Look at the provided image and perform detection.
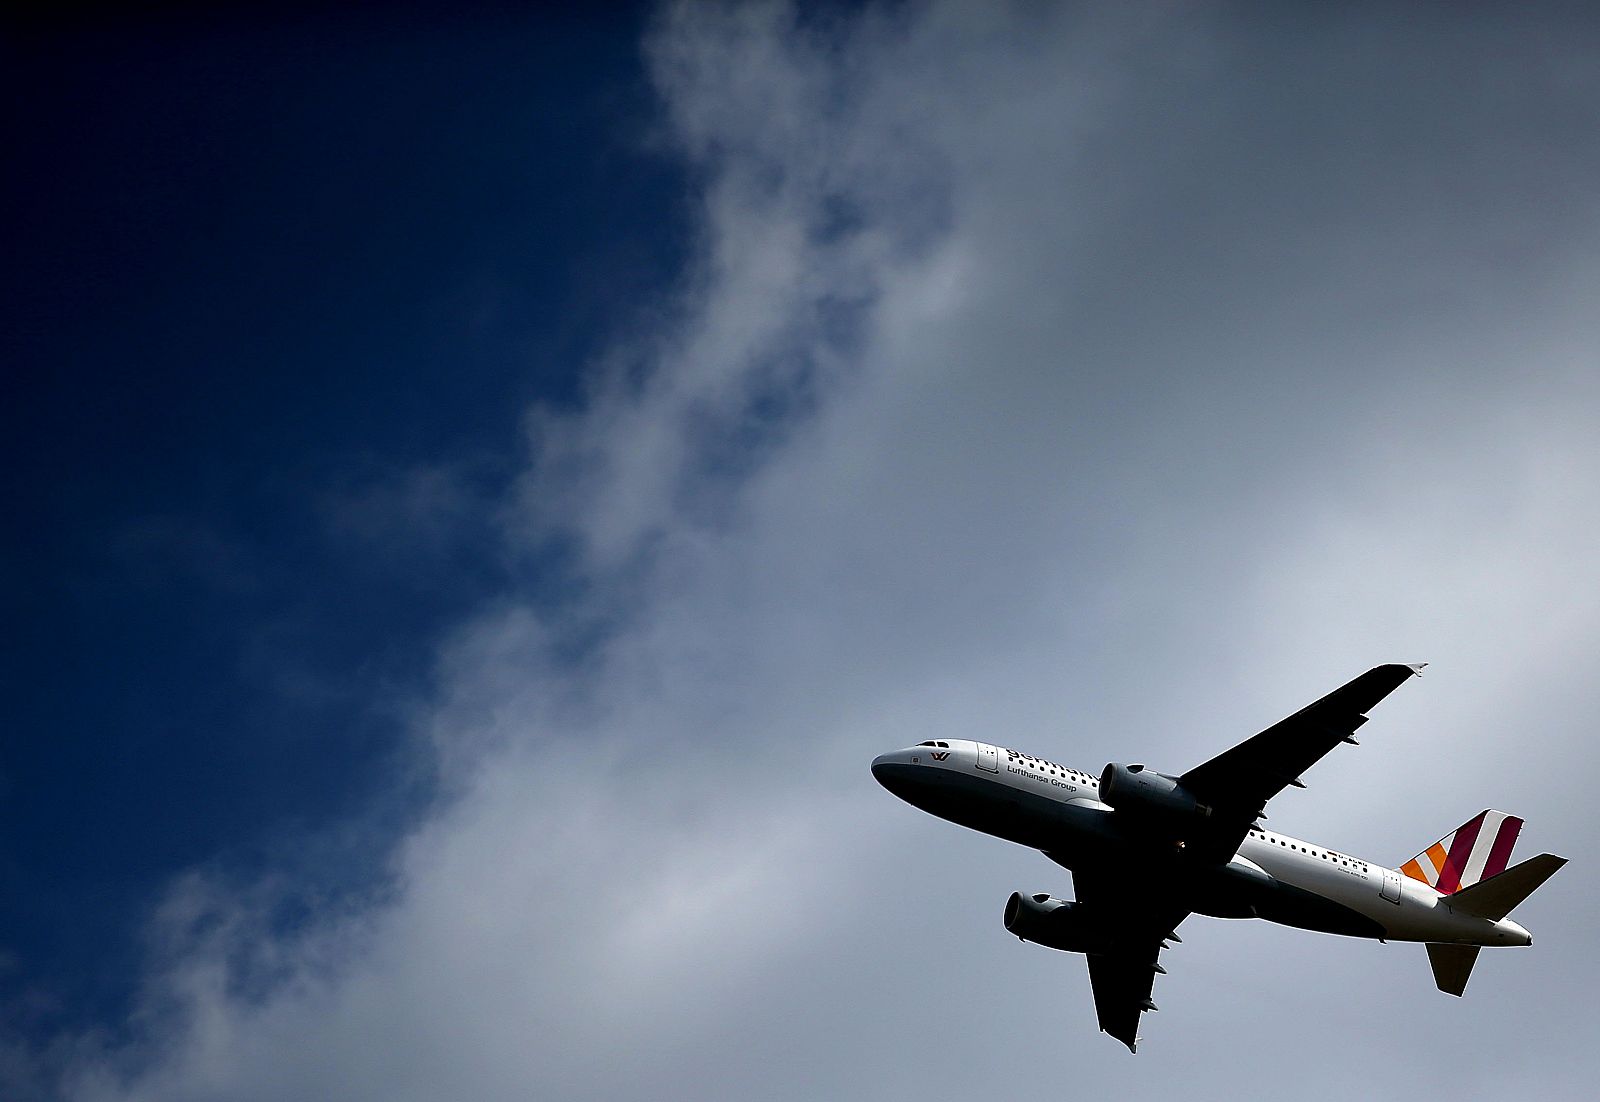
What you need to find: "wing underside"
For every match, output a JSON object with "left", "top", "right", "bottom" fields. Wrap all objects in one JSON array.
[
  {"left": 1086, "top": 950, "right": 1165, "bottom": 1052},
  {"left": 1073, "top": 868, "right": 1188, "bottom": 1053}
]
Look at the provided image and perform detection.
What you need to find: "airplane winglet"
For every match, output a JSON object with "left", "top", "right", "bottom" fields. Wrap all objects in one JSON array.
[{"left": 1406, "top": 662, "right": 1428, "bottom": 676}]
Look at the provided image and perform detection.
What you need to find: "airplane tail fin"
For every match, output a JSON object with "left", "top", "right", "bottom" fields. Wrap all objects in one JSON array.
[
  {"left": 1400, "top": 810, "right": 1522, "bottom": 895},
  {"left": 1423, "top": 852, "right": 1566, "bottom": 996}
]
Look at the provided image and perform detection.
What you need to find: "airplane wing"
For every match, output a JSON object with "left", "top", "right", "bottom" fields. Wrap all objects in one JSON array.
[
  {"left": 1180, "top": 663, "right": 1425, "bottom": 830},
  {"left": 1086, "top": 952, "right": 1165, "bottom": 1054},
  {"left": 1073, "top": 867, "right": 1189, "bottom": 1053}
]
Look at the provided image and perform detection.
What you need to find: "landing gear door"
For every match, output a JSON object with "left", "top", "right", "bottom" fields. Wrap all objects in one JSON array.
[
  {"left": 1380, "top": 867, "right": 1402, "bottom": 904},
  {"left": 975, "top": 743, "right": 999, "bottom": 773}
]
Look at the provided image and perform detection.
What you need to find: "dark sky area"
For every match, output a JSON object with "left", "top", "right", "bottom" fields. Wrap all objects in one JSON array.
[{"left": 2, "top": 2, "right": 677, "bottom": 1038}]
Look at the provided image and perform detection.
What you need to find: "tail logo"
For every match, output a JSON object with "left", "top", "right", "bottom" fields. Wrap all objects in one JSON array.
[{"left": 1401, "top": 810, "right": 1522, "bottom": 895}]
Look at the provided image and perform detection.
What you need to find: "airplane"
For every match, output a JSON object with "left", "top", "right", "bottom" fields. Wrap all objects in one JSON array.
[{"left": 870, "top": 663, "right": 1565, "bottom": 1052}]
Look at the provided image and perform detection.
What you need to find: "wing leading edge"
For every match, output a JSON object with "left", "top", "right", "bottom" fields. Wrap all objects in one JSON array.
[{"left": 1180, "top": 662, "right": 1425, "bottom": 828}]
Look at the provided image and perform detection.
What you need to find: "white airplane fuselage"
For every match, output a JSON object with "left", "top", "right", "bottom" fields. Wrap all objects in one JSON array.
[{"left": 871, "top": 738, "right": 1531, "bottom": 948}]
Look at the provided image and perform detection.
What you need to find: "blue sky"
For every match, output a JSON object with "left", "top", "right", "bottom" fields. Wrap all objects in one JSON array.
[
  {"left": 3, "top": 1, "right": 675, "bottom": 1041},
  {"left": 6, "top": 4, "right": 1600, "bottom": 1100}
]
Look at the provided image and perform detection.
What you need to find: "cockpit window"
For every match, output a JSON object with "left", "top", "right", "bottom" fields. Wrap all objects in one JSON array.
[{"left": 918, "top": 741, "right": 937, "bottom": 747}]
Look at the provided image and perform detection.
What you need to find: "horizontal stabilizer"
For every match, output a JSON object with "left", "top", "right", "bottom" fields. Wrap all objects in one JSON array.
[
  {"left": 1427, "top": 943, "right": 1480, "bottom": 996},
  {"left": 1447, "top": 853, "right": 1566, "bottom": 921}
]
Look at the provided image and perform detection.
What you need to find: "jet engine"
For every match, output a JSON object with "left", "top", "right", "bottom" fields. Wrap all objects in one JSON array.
[
  {"left": 1098, "top": 762, "right": 1212, "bottom": 825},
  {"left": 1003, "top": 892, "right": 1113, "bottom": 955}
]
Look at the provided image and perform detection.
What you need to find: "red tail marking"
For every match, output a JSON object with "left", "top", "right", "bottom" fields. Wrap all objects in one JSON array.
[
  {"left": 1435, "top": 811, "right": 1486, "bottom": 894},
  {"left": 1482, "top": 814, "right": 1523, "bottom": 881}
]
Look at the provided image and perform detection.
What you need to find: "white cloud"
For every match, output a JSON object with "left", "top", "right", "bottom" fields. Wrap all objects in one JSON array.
[{"left": 53, "top": 3, "right": 1600, "bottom": 1099}]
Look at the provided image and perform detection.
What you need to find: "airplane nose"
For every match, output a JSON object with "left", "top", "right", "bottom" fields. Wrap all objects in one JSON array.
[
  {"left": 871, "top": 752, "right": 912, "bottom": 804},
  {"left": 872, "top": 751, "right": 918, "bottom": 793},
  {"left": 870, "top": 753, "right": 893, "bottom": 784}
]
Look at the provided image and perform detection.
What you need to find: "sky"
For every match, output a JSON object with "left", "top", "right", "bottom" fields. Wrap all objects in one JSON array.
[{"left": 4, "top": 2, "right": 1599, "bottom": 1099}]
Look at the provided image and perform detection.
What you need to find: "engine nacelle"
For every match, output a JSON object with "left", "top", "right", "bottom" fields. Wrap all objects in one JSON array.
[
  {"left": 1003, "top": 892, "right": 1113, "bottom": 955},
  {"left": 1098, "top": 762, "right": 1212, "bottom": 824}
]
